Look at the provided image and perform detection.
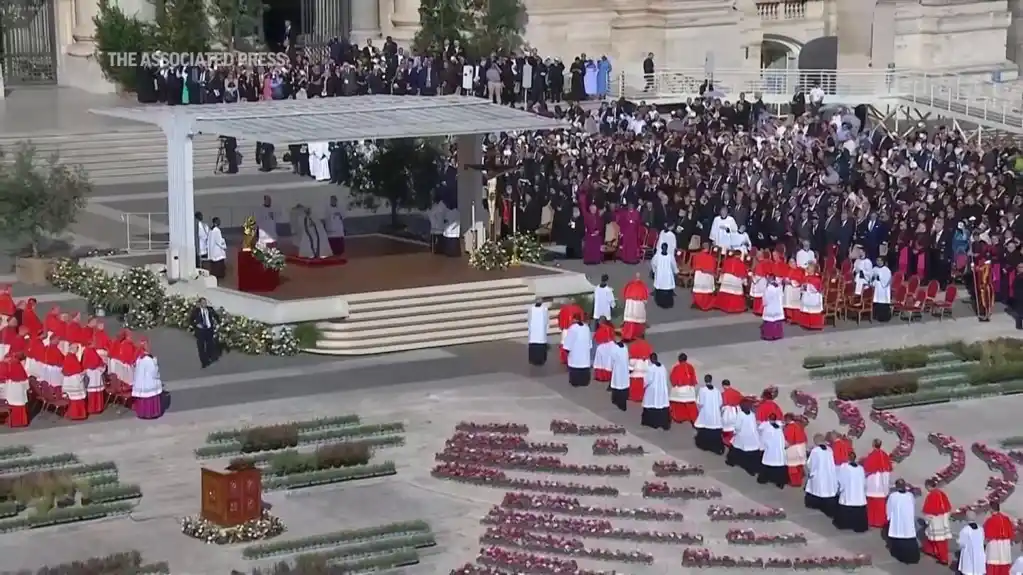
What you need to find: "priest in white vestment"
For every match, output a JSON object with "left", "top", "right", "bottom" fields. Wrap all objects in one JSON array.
[
  {"left": 834, "top": 452, "right": 868, "bottom": 532},
  {"left": 694, "top": 376, "right": 725, "bottom": 454},
  {"left": 657, "top": 223, "right": 677, "bottom": 256},
  {"left": 710, "top": 207, "right": 737, "bottom": 251},
  {"left": 872, "top": 259, "right": 893, "bottom": 322},
  {"left": 650, "top": 243, "right": 678, "bottom": 308},
  {"left": 795, "top": 240, "right": 816, "bottom": 269},
  {"left": 761, "top": 279, "right": 785, "bottom": 341},
  {"left": 257, "top": 196, "right": 277, "bottom": 239},
  {"left": 757, "top": 415, "right": 787, "bottom": 488},
  {"left": 564, "top": 318, "right": 592, "bottom": 387},
  {"left": 323, "top": 195, "right": 346, "bottom": 255},
  {"left": 526, "top": 299, "right": 549, "bottom": 366},
  {"left": 958, "top": 515, "right": 986, "bottom": 575},
  {"left": 608, "top": 340, "right": 630, "bottom": 411},
  {"left": 592, "top": 274, "right": 616, "bottom": 322},
  {"left": 805, "top": 435, "right": 839, "bottom": 518},
  {"left": 307, "top": 142, "right": 331, "bottom": 181},
  {"left": 853, "top": 248, "right": 874, "bottom": 296},
  {"left": 727, "top": 402, "right": 762, "bottom": 476},
  {"left": 886, "top": 480, "right": 921, "bottom": 564},
  {"left": 296, "top": 207, "right": 334, "bottom": 260},
  {"left": 641, "top": 353, "right": 671, "bottom": 430},
  {"left": 131, "top": 350, "right": 164, "bottom": 420}
]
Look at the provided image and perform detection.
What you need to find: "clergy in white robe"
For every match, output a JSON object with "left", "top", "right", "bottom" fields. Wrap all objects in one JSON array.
[
  {"left": 323, "top": 196, "right": 346, "bottom": 255},
  {"left": 657, "top": 226, "right": 677, "bottom": 256},
  {"left": 694, "top": 377, "right": 725, "bottom": 454},
  {"left": 1010, "top": 555, "right": 1023, "bottom": 574},
  {"left": 886, "top": 481, "right": 921, "bottom": 564},
  {"left": 429, "top": 202, "right": 446, "bottom": 254},
  {"left": 442, "top": 209, "right": 461, "bottom": 257},
  {"left": 650, "top": 244, "right": 678, "bottom": 308},
  {"left": 526, "top": 299, "right": 549, "bottom": 366},
  {"left": 297, "top": 208, "right": 334, "bottom": 260},
  {"left": 564, "top": 319, "right": 592, "bottom": 387},
  {"left": 710, "top": 209, "right": 737, "bottom": 251},
  {"left": 131, "top": 353, "right": 165, "bottom": 420},
  {"left": 727, "top": 403, "right": 762, "bottom": 476},
  {"left": 307, "top": 142, "right": 331, "bottom": 181},
  {"left": 834, "top": 455, "right": 869, "bottom": 532},
  {"left": 608, "top": 341, "right": 630, "bottom": 411},
  {"left": 641, "top": 354, "right": 671, "bottom": 430},
  {"left": 853, "top": 252, "right": 874, "bottom": 296},
  {"left": 256, "top": 197, "right": 277, "bottom": 239},
  {"left": 795, "top": 240, "right": 816, "bottom": 269},
  {"left": 872, "top": 262, "right": 893, "bottom": 322},
  {"left": 757, "top": 416, "right": 787, "bottom": 488},
  {"left": 195, "top": 214, "right": 210, "bottom": 266},
  {"left": 958, "top": 519, "right": 986, "bottom": 575},
  {"left": 761, "top": 280, "right": 785, "bottom": 341},
  {"left": 206, "top": 220, "right": 228, "bottom": 279},
  {"left": 729, "top": 228, "right": 752, "bottom": 255},
  {"left": 805, "top": 436, "right": 839, "bottom": 518},
  {"left": 592, "top": 276, "right": 616, "bottom": 321}
]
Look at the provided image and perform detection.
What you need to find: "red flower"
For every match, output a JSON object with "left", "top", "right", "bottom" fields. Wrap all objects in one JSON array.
[
  {"left": 436, "top": 448, "right": 630, "bottom": 476},
  {"left": 652, "top": 460, "right": 705, "bottom": 477},
  {"left": 481, "top": 508, "right": 703, "bottom": 543},
  {"left": 447, "top": 432, "right": 569, "bottom": 454},
  {"left": 828, "top": 399, "right": 865, "bottom": 438},
  {"left": 707, "top": 505, "right": 786, "bottom": 521},
  {"left": 480, "top": 526, "right": 655, "bottom": 563},
  {"left": 642, "top": 481, "right": 721, "bottom": 500},
  {"left": 455, "top": 421, "right": 529, "bottom": 435},
  {"left": 550, "top": 419, "right": 626, "bottom": 436},
  {"left": 431, "top": 463, "right": 619, "bottom": 497},
  {"left": 501, "top": 492, "right": 685, "bottom": 521},
  {"left": 476, "top": 546, "right": 617, "bottom": 575},
  {"left": 790, "top": 389, "right": 819, "bottom": 421},
  {"left": 870, "top": 411, "right": 915, "bottom": 462},
  {"left": 591, "top": 438, "right": 645, "bottom": 456},
  {"left": 928, "top": 433, "right": 965, "bottom": 487}
]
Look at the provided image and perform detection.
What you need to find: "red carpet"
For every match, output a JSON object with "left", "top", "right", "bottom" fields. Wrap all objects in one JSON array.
[{"left": 285, "top": 253, "right": 347, "bottom": 267}]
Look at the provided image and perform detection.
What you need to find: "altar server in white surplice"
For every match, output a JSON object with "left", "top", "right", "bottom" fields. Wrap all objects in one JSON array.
[
  {"left": 657, "top": 223, "right": 676, "bottom": 256},
  {"left": 757, "top": 416, "right": 787, "bottom": 488},
  {"left": 710, "top": 207, "right": 737, "bottom": 251},
  {"left": 131, "top": 349, "right": 165, "bottom": 420},
  {"left": 608, "top": 340, "right": 630, "bottom": 411},
  {"left": 805, "top": 435, "right": 839, "bottom": 518},
  {"left": 694, "top": 376, "right": 725, "bottom": 455},
  {"left": 592, "top": 275, "right": 616, "bottom": 322},
  {"left": 323, "top": 195, "right": 346, "bottom": 255},
  {"left": 834, "top": 453, "right": 868, "bottom": 532},
  {"left": 795, "top": 240, "right": 816, "bottom": 269},
  {"left": 853, "top": 247, "right": 874, "bottom": 295},
  {"left": 886, "top": 480, "right": 921, "bottom": 564},
  {"left": 526, "top": 299, "right": 549, "bottom": 366},
  {"left": 727, "top": 402, "right": 761, "bottom": 476},
  {"left": 1010, "top": 554, "right": 1023, "bottom": 574},
  {"left": 564, "top": 318, "right": 592, "bottom": 388},
  {"left": 257, "top": 196, "right": 278, "bottom": 239},
  {"left": 640, "top": 353, "right": 670, "bottom": 430},
  {"left": 650, "top": 244, "right": 678, "bottom": 309},
  {"left": 958, "top": 516, "right": 986, "bottom": 575}
]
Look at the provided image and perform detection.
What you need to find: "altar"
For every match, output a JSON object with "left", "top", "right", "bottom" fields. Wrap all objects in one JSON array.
[{"left": 237, "top": 250, "right": 280, "bottom": 293}]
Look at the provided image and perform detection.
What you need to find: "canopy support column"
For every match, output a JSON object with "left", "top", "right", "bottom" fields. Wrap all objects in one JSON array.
[
  {"left": 165, "top": 122, "right": 196, "bottom": 281},
  {"left": 457, "top": 134, "right": 485, "bottom": 247}
]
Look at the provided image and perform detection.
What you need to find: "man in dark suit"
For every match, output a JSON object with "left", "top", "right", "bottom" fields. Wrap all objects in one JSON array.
[
  {"left": 858, "top": 211, "right": 887, "bottom": 261},
  {"left": 190, "top": 298, "right": 220, "bottom": 368}
]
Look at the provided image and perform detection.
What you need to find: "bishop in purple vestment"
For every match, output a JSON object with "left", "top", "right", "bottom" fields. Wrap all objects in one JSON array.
[{"left": 617, "top": 203, "right": 642, "bottom": 264}]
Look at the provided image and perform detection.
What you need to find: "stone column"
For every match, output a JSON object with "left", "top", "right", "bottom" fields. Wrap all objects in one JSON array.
[
  {"left": 349, "top": 0, "right": 381, "bottom": 44},
  {"left": 67, "top": 0, "right": 99, "bottom": 57},
  {"left": 457, "top": 134, "right": 485, "bottom": 249},
  {"left": 390, "top": 0, "right": 420, "bottom": 44},
  {"left": 836, "top": 0, "right": 877, "bottom": 94},
  {"left": 165, "top": 120, "right": 198, "bottom": 281}
]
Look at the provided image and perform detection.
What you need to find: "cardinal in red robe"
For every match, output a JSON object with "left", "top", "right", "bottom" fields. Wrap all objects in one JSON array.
[
  {"left": 627, "top": 338, "right": 653, "bottom": 402},
  {"left": 921, "top": 479, "right": 952, "bottom": 564},
  {"left": 691, "top": 246, "right": 717, "bottom": 311},
  {"left": 4, "top": 357, "right": 30, "bottom": 427},
  {"left": 862, "top": 439, "right": 893, "bottom": 528},
  {"left": 0, "top": 285, "right": 14, "bottom": 321},
  {"left": 93, "top": 324, "right": 111, "bottom": 361},
  {"left": 43, "top": 341, "right": 64, "bottom": 388},
  {"left": 557, "top": 302, "right": 584, "bottom": 365},
  {"left": 82, "top": 344, "right": 106, "bottom": 414},
  {"left": 716, "top": 253, "right": 748, "bottom": 313},
  {"left": 754, "top": 387, "right": 783, "bottom": 423},
  {"left": 21, "top": 298, "right": 41, "bottom": 336},
  {"left": 0, "top": 320, "right": 20, "bottom": 361},
  {"left": 750, "top": 251, "right": 773, "bottom": 316},
  {"left": 828, "top": 431, "right": 853, "bottom": 465},
  {"left": 721, "top": 380, "right": 744, "bottom": 446},
  {"left": 984, "top": 504, "right": 1015, "bottom": 575},
  {"left": 621, "top": 274, "right": 649, "bottom": 341},
  {"left": 669, "top": 352, "right": 698, "bottom": 423},
  {"left": 25, "top": 334, "right": 44, "bottom": 381},
  {"left": 42, "top": 306, "right": 61, "bottom": 338},
  {"left": 783, "top": 414, "right": 808, "bottom": 486},
  {"left": 62, "top": 349, "right": 88, "bottom": 420}
]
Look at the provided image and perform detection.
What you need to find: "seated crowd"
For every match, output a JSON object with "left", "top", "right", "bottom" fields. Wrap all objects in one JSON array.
[{"left": 0, "top": 287, "right": 163, "bottom": 427}]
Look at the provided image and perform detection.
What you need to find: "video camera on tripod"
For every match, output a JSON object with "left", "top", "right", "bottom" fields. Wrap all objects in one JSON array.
[{"left": 216, "top": 136, "right": 241, "bottom": 174}]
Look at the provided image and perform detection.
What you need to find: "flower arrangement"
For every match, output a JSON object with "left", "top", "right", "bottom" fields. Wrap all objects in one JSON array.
[
  {"left": 500, "top": 492, "right": 685, "bottom": 521},
  {"left": 790, "top": 390, "right": 819, "bottom": 421},
  {"left": 642, "top": 481, "right": 722, "bottom": 500},
  {"left": 504, "top": 233, "right": 545, "bottom": 264},
  {"left": 707, "top": 505, "right": 786, "bottom": 521},
  {"left": 681, "top": 549, "right": 872, "bottom": 570},
  {"left": 481, "top": 508, "right": 703, "bottom": 544},
  {"left": 431, "top": 463, "right": 619, "bottom": 496},
  {"left": 927, "top": 433, "right": 966, "bottom": 487},
  {"left": 475, "top": 547, "right": 615, "bottom": 575},
  {"left": 252, "top": 244, "right": 286, "bottom": 272},
  {"left": 828, "top": 399, "right": 865, "bottom": 438},
  {"left": 455, "top": 422, "right": 529, "bottom": 435},
  {"left": 480, "top": 527, "right": 655, "bottom": 563},
  {"left": 447, "top": 432, "right": 568, "bottom": 454},
  {"left": 435, "top": 448, "right": 630, "bottom": 476},
  {"left": 591, "top": 438, "right": 644, "bottom": 456},
  {"left": 725, "top": 529, "right": 808, "bottom": 545},
  {"left": 652, "top": 460, "right": 705, "bottom": 477},
  {"left": 952, "top": 443, "right": 1018, "bottom": 518},
  {"left": 549, "top": 420, "right": 626, "bottom": 436},
  {"left": 469, "top": 239, "right": 511, "bottom": 271},
  {"left": 47, "top": 259, "right": 300, "bottom": 356},
  {"left": 180, "top": 511, "right": 285, "bottom": 544},
  {"left": 870, "top": 410, "right": 915, "bottom": 462}
]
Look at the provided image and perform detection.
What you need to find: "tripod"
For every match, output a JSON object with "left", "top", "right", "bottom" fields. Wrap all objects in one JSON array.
[
  {"left": 215, "top": 136, "right": 239, "bottom": 174},
  {"left": 215, "top": 139, "right": 227, "bottom": 174}
]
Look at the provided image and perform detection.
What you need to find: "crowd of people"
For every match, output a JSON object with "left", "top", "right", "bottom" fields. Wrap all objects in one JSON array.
[{"left": 0, "top": 287, "right": 164, "bottom": 426}]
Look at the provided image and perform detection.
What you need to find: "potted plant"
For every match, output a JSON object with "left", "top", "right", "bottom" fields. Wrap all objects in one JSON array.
[{"left": 0, "top": 143, "right": 90, "bottom": 285}]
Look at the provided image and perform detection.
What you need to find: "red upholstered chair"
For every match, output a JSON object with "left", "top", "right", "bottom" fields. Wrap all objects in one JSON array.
[
  {"left": 41, "top": 383, "right": 68, "bottom": 417},
  {"left": 931, "top": 285, "right": 957, "bottom": 321},
  {"left": 896, "top": 292, "right": 924, "bottom": 323},
  {"left": 840, "top": 259, "right": 852, "bottom": 276},
  {"left": 891, "top": 271, "right": 905, "bottom": 293},
  {"left": 892, "top": 285, "right": 908, "bottom": 308},
  {"left": 905, "top": 275, "right": 921, "bottom": 295},
  {"left": 922, "top": 280, "right": 941, "bottom": 313}
]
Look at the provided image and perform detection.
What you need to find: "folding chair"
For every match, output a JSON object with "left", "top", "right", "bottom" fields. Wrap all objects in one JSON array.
[
  {"left": 897, "top": 293, "right": 923, "bottom": 323},
  {"left": 931, "top": 285, "right": 957, "bottom": 321}
]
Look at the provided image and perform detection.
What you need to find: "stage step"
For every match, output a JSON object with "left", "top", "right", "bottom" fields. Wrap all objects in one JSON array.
[{"left": 307, "top": 281, "right": 561, "bottom": 355}]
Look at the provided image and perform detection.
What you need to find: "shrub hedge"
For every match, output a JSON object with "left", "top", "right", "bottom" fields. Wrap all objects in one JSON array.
[
  {"left": 7, "top": 551, "right": 170, "bottom": 575},
  {"left": 835, "top": 373, "right": 920, "bottom": 400},
  {"left": 879, "top": 349, "right": 930, "bottom": 371},
  {"left": 207, "top": 415, "right": 361, "bottom": 444},
  {"left": 0, "top": 445, "right": 32, "bottom": 461},
  {"left": 235, "top": 550, "right": 420, "bottom": 575},
  {"left": 195, "top": 423, "right": 405, "bottom": 459},
  {"left": 262, "top": 462, "right": 397, "bottom": 491},
  {"left": 0, "top": 501, "right": 133, "bottom": 532},
  {"left": 242, "top": 519, "right": 430, "bottom": 559}
]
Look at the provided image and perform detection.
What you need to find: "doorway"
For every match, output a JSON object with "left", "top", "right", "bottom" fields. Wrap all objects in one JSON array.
[{"left": 264, "top": 0, "right": 301, "bottom": 52}]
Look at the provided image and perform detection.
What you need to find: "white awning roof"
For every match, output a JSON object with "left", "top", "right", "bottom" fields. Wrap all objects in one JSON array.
[{"left": 90, "top": 95, "right": 565, "bottom": 144}]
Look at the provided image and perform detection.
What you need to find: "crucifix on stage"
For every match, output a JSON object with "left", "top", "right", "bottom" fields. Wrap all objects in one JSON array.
[{"left": 463, "top": 161, "right": 523, "bottom": 245}]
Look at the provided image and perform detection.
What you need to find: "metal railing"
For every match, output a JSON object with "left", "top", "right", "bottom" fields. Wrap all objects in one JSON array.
[{"left": 121, "top": 213, "right": 169, "bottom": 252}]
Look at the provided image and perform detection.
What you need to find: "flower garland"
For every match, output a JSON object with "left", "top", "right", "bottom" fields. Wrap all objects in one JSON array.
[
  {"left": 550, "top": 420, "right": 626, "bottom": 436},
  {"left": 954, "top": 443, "right": 1018, "bottom": 518},
  {"left": 591, "top": 438, "right": 644, "bottom": 456},
  {"left": 871, "top": 410, "right": 915, "bottom": 462},
  {"left": 481, "top": 508, "right": 703, "bottom": 544},
  {"left": 468, "top": 239, "right": 510, "bottom": 271},
  {"left": 928, "top": 433, "right": 966, "bottom": 487},
  {"left": 180, "top": 511, "right": 285, "bottom": 544},
  {"left": 475, "top": 547, "right": 615, "bottom": 575},
  {"left": 430, "top": 463, "right": 619, "bottom": 496},
  {"left": 468, "top": 234, "right": 545, "bottom": 271},
  {"left": 642, "top": 481, "right": 722, "bottom": 500},
  {"left": 790, "top": 389, "right": 819, "bottom": 421},
  {"left": 828, "top": 399, "right": 865, "bottom": 438},
  {"left": 500, "top": 492, "right": 685, "bottom": 521},
  {"left": 725, "top": 529, "right": 807, "bottom": 545},
  {"left": 682, "top": 549, "right": 872, "bottom": 570},
  {"left": 505, "top": 233, "right": 545, "bottom": 264},
  {"left": 435, "top": 448, "right": 630, "bottom": 476},
  {"left": 456, "top": 422, "right": 529, "bottom": 435},
  {"left": 480, "top": 527, "right": 655, "bottom": 563},
  {"left": 252, "top": 245, "right": 285, "bottom": 272},
  {"left": 707, "top": 505, "right": 786, "bottom": 521},
  {"left": 48, "top": 259, "right": 299, "bottom": 355},
  {"left": 652, "top": 460, "right": 705, "bottom": 477},
  {"left": 447, "top": 432, "right": 568, "bottom": 454}
]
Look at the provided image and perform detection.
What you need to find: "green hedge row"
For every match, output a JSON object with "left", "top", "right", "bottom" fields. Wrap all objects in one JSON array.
[
  {"left": 0, "top": 445, "right": 32, "bottom": 461},
  {"left": 807, "top": 339, "right": 1023, "bottom": 370},
  {"left": 242, "top": 520, "right": 431, "bottom": 559},
  {"left": 803, "top": 344, "right": 953, "bottom": 369},
  {"left": 195, "top": 423, "right": 406, "bottom": 459},
  {"left": 228, "top": 436, "right": 405, "bottom": 469},
  {"left": 872, "top": 380, "right": 1023, "bottom": 410},
  {"left": 295, "top": 534, "right": 435, "bottom": 565},
  {"left": 0, "top": 453, "right": 79, "bottom": 474},
  {"left": 12, "top": 551, "right": 169, "bottom": 575},
  {"left": 836, "top": 360, "right": 1023, "bottom": 401},
  {"left": 263, "top": 462, "right": 397, "bottom": 492},
  {"left": 207, "top": 415, "right": 362, "bottom": 444},
  {"left": 0, "top": 501, "right": 134, "bottom": 533}
]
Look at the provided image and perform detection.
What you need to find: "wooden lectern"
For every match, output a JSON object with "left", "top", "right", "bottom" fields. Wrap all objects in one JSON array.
[{"left": 200, "top": 467, "right": 262, "bottom": 526}]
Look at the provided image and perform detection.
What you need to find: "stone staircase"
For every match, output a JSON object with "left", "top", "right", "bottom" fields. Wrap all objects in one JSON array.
[
  {"left": 0, "top": 129, "right": 258, "bottom": 184},
  {"left": 311, "top": 279, "right": 560, "bottom": 355}
]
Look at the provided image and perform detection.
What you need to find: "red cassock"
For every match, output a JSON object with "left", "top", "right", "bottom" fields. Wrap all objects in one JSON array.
[
  {"left": 627, "top": 339, "right": 653, "bottom": 403},
  {"left": 716, "top": 256, "right": 747, "bottom": 314},
  {"left": 0, "top": 326, "right": 19, "bottom": 356},
  {"left": 754, "top": 399, "right": 783, "bottom": 423},
  {"left": 5, "top": 359, "right": 29, "bottom": 427},
  {"left": 721, "top": 386, "right": 744, "bottom": 446},
  {"left": 783, "top": 422, "right": 807, "bottom": 486},
  {"left": 831, "top": 436, "right": 852, "bottom": 466},
  {"left": 594, "top": 322, "right": 615, "bottom": 345},
  {"left": 921, "top": 488, "right": 952, "bottom": 564},
  {"left": 93, "top": 329, "right": 111, "bottom": 355},
  {"left": 0, "top": 289, "right": 14, "bottom": 318},
  {"left": 784, "top": 266, "right": 805, "bottom": 324},
  {"left": 42, "top": 309, "right": 60, "bottom": 336},
  {"left": 558, "top": 303, "right": 584, "bottom": 365},
  {"left": 44, "top": 344, "right": 64, "bottom": 385},
  {"left": 750, "top": 260, "right": 773, "bottom": 316},
  {"left": 985, "top": 512, "right": 1015, "bottom": 575},
  {"left": 668, "top": 361, "right": 698, "bottom": 423},
  {"left": 61, "top": 353, "right": 87, "bottom": 421},
  {"left": 862, "top": 448, "right": 893, "bottom": 528},
  {"left": 691, "top": 251, "right": 717, "bottom": 311},
  {"left": 21, "top": 303, "right": 41, "bottom": 335},
  {"left": 621, "top": 279, "right": 649, "bottom": 341},
  {"left": 81, "top": 346, "right": 106, "bottom": 414},
  {"left": 7, "top": 332, "right": 26, "bottom": 358},
  {"left": 801, "top": 274, "right": 826, "bottom": 330}
]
